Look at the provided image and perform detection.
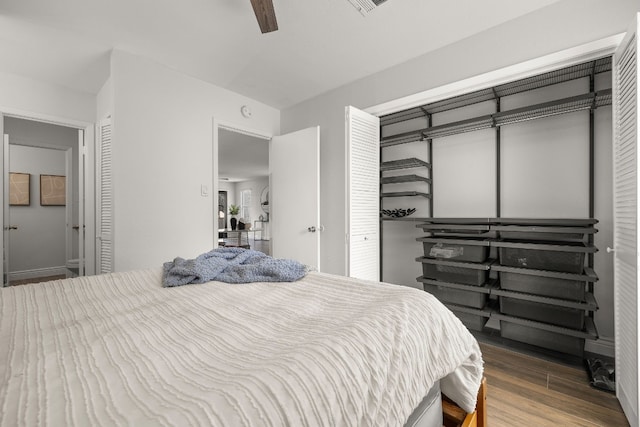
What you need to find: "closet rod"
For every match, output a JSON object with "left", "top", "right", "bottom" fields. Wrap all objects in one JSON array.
[{"left": 381, "top": 89, "right": 612, "bottom": 147}]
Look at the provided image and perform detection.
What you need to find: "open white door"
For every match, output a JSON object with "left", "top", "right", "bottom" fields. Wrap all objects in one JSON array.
[
  {"left": 270, "top": 126, "right": 320, "bottom": 269},
  {"left": 77, "top": 129, "right": 85, "bottom": 276},
  {"left": 83, "top": 125, "right": 95, "bottom": 276},
  {"left": 613, "top": 12, "right": 640, "bottom": 427},
  {"left": 1, "top": 132, "right": 8, "bottom": 287},
  {"left": 345, "top": 106, "right": 380, "bottom": 281}
]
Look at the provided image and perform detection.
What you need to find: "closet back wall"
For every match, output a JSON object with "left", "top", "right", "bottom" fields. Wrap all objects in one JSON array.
[{"left": 381, "top": 74, "right": 614, "bottom": 345}]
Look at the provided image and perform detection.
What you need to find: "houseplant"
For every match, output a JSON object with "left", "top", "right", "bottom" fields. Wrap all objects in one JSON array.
[{"left": 229, "top": 204, "right": 240, "bottom": 230}]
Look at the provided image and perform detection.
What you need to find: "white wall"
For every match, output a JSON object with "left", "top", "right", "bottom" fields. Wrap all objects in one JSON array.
[
  {"left": 281, "top": 0, "right": 638, "bottom": 351},
  {"left": 7, "top": 145, "right": 66, "bottom": 272},
  {"left": 96, "top": 75, "right": 113, "bottom": 121},
  {"left": 110, "top": 50, "right": 280, "bottom": 271},
  {"left": 0, "top": 70, "right": 95, "bottom": 124}
]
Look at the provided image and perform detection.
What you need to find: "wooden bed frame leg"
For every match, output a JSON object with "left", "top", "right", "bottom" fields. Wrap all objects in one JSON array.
[
  {"left": 443, "top": 377, "right": 487, "bottom": 427},
  {"left": 476, "top": 377, "right": 487, "bottom": 427}
]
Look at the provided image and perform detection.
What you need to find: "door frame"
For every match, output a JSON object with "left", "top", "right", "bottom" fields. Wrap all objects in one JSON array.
[
  {"left": 0, "top": 109, "right": 95, "bottom": 280},
  {"left": 211, "top": 118, "right": 272, "bottom": 248}
]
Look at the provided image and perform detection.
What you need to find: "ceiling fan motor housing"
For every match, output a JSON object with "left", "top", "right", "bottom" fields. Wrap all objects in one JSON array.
[{"left": 347, "top": 0, "right": 389, "bottom": 16}]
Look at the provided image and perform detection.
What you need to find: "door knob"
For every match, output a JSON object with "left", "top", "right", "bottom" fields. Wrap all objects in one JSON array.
[
  {"left": 308, "top": 226, "right": 316, "bottom": 233},
  {"left": 606, "top": 247, "right": 615, "bottom": 253},
  {"left": 4, "top": 226, "right": 17, "bottom": 230}
]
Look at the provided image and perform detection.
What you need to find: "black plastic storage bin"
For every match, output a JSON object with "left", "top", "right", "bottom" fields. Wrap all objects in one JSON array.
[
  {"left": 499, "top": 297, "right": 585, "bottom": 329},
  {"left": 493, "top": 265, "right": 597, "bottom": 301},
  {"left": 423, "top": 283, "right": 488, "bottom": 309},
  {"left": 417, "top": 219, "right": 494, "bottom": 236},
  {"left": 493, "top": 225, "right": 597, "bottom": 243},
  {"left": 418, "top": 237, "right": 490, "bottom": 262},
  {"left": 418, "top": 257, "right": 490, "bottom": 286},
  {"left": 495, "top": 218, "right": 598, "bottom": 226},
  {"left": 445, "top": 304, "right": 490, "bottom": 332},
  {"left": 499, "top": 319, "right": 585, "bottom": 357},
  {"left": 494, "top": 241, "right": 596, "bottom": 273}
]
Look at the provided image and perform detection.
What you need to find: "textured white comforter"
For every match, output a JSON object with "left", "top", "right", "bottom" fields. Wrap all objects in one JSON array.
[{"left": 0, "top": 269, "right": 483, "bottom": 426}]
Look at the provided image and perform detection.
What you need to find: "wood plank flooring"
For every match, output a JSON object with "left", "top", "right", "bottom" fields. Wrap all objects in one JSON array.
[
  {"left": 8, "top": 274, "right": 66, "bottom": 286},
  {"left": 481, "top": 342, "right": 628, "bottom": 426}
]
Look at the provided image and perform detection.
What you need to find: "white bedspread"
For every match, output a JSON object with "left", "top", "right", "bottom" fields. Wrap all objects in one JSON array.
[{"left": 0, "top": 269, "right": 483, "bottom": 426}]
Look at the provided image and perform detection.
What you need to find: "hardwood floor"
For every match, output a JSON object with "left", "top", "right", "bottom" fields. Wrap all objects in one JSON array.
[
  {"left": 9, "top": 274, "right": 67, "bottom": 286},
  {"left": 481, "top": 342, "right": 628, "bottom": 426},
  {"left": 250, "top": 238, "right": 271, "bottom": 255}
]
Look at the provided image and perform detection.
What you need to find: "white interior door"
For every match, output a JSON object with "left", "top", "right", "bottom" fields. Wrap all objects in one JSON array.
[
  {"left": 77, "top": 129, "right": 85, "bottom": 276},
  {"left": 82, "top": 125, "right": 95, "bottom": 276},
  {"left": 1, "top": 132, "right": 8, "bottom": 287},
  {"left": 270, "top": 126, "right": 320, "bottom": 269},
  {"left": 65, "top": 147, "right": 73, "bottom": 270},
  {"left": 613, "top": 12, "right": 639, "bottom": 427},
  {"left": 96, "top": 118, "right": 113, "bottom": 274},
  {"left": 345, "top": 106, "right": 380, "bottom": 281}
]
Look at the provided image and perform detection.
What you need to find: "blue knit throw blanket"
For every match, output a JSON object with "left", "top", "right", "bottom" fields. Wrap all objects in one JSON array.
[{"left": 162, "top": 247, "right": 308, "bottom": 287}]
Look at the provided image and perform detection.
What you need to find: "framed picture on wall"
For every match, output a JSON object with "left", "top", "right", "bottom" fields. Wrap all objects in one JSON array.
[
  {"left": 9, "top": 172, "right": 30, "bottom": 206},
  {"left": 40, "top": 174, "right": 66, "bottom": 206}
]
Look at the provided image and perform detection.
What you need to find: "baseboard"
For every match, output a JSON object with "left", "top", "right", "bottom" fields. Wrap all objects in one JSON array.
[
  {"left": 9, "top": 266, "right": 67, "bottom": 281},
  {"left": 585, "top": 336, "right": 615, "bottom": 358}
]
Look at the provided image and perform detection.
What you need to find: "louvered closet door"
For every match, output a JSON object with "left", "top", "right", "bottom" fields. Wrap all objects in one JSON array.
[
  {"left": 346, "top": 106, "right": 380, "bottom": 281},
  {"left": 613, "top": 13, "right": 640, "bottom": 427},
  {"left": 96, "top": 118, "right": 113, "bottom": 274}
]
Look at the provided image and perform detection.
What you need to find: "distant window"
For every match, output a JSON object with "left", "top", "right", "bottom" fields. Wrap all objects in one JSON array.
[{"left": 241, "top": 189, "right": 251, "bottom": 220}]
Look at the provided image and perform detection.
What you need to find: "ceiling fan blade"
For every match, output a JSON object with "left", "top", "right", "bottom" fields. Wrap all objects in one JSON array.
[{"left": 250, "top": 0, "right": 278, "bottom": 33}]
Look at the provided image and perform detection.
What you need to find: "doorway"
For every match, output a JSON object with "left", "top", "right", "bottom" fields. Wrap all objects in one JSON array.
[
  {"left": 216, "top": 127, "right": 271, "bottom": 255},
  {"left": 212, "top": 119, "right": 321, "bottom": 268},
  {"left": 2, "top": 115, "right": 91, "bottom": 286}
]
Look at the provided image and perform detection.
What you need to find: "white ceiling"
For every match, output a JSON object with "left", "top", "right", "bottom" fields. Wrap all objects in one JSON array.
[
  {"left": 0, "top": 0, "right": 560, "bottom": 110},
  {"left": 218, "top": 128, "right": 269, "bottom": 182}
]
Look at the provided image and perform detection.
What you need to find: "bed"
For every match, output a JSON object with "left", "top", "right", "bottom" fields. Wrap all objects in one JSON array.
[{"left": 0, "top": 267, "right": 484, "bottom": 426}]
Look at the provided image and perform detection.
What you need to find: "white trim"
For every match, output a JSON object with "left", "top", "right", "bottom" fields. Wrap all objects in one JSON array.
[
  {"left": 0, "top": 107, "right": 91, "bottom": 129},
  {"left": 585, "top": 336, "right": 616, "bottom": 358},
  {"left": 218, "top": 122, "right": 272, "bottom": 141},
  {"left": 4, "top": 138, "right": 71, "bottom": 151},
  {"left": 83, "top": 126, "right": 95, "bottom": 276},
  {"left": 8, "top": 266, "right": 68, "bottom": 281},
  {"left": 65, "top": 147, "right": 73, "bottom": 269},
  {"left": 2, "top": 132, "right": 8, "bottom": 287},
  {"left": 366, "top": 34, "right": 625, "bottom": 117}
]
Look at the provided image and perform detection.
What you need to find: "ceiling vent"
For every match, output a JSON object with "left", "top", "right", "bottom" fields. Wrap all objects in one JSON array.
[{"left": 347, "top": 0, "right": 389, "bottom": 16}]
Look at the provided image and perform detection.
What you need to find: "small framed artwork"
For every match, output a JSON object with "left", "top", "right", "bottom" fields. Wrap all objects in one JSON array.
[
  {"left": 9, "top": 172, "right": 30, "bottom": 206},
  {"left": 40, "top": 174, "right": 66, "bottom": 206}
]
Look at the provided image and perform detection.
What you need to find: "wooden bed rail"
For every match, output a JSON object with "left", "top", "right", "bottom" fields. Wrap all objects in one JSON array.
[{"left": 443, "top": 377, "right": 487, "bottom": 427}]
